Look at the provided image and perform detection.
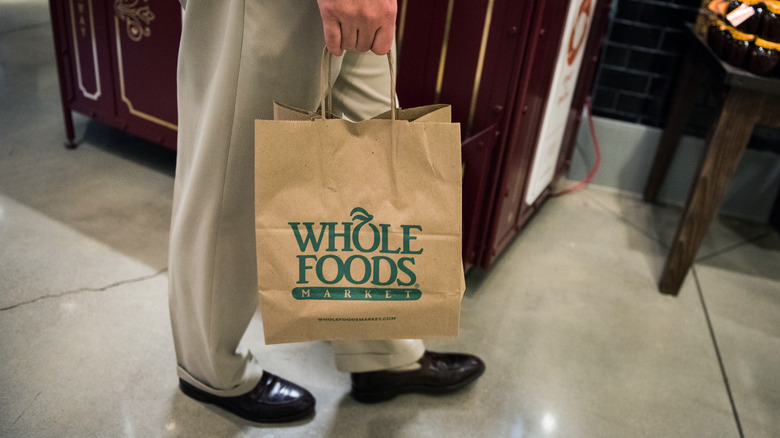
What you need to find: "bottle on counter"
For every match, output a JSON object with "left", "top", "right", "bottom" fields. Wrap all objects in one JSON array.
[
  {"left": 761, "top": 0, "right": 780, "bottom": 43},
  {"left": 748, "top": 37, "right": 780, "bottom": 75},
  {"left": 726, "top": 0, "right": 765, "bottom": 35}
]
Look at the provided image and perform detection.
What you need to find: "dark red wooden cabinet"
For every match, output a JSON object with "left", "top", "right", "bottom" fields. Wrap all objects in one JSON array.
[
  {"left": 49, "top": 0, "right": 181, "bottom": 150},
  {"left": 396, "top": 0, "right": 610, "bottom": 269},
  {"left": 49, "top": 0, "right": 609, "bottom": 269}
]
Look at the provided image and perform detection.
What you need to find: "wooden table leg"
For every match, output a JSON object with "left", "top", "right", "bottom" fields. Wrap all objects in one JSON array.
[
  {"left": 644, "top": 58, "right": 698, "bottom": 202},
  {"left": 659, "top": 89, "right": 765, "bottom": 295}
]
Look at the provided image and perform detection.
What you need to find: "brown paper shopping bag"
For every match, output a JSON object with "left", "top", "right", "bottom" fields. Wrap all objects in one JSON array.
[{"left": 254, "top": 51, "right": 464, "bottom": 344}]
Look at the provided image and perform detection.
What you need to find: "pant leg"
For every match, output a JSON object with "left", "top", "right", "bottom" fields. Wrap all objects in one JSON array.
[
  {"left": 169, "top": 0, "right": 328, "bottom": 397},
  {"left": 170, "top": 1, "right": 424, "bottom": 393},
  {"left": 329, "top": 49, "right": 425, "bottom": 373}
]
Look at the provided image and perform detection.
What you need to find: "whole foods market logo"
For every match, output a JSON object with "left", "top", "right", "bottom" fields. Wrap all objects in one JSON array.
[{"left": 288, "top": 207, "right": 422, "bottom": 301}]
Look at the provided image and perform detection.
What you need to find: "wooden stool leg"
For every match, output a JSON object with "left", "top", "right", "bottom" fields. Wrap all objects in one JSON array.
[
  {"left": 644, "top": 58, "right": 698, "bottom": 202},
  {"left": 659, "top": 89, "right": 764, "bottom": 295}
]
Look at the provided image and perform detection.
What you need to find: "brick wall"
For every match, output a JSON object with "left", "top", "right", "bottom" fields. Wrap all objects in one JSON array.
[
  {"left": 590, "top": 0, "right": 703, "bottom": 130},
  {"left": 590, "top": 0, "right": 779, "bottom": 146}
]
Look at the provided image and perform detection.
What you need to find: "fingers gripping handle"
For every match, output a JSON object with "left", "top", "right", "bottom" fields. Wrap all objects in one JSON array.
[{"left": 319, "top": 48, "right": 398, "bottom": 121}]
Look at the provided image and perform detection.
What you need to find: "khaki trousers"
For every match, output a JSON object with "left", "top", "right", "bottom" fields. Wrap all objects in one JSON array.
[{"left": 169, "top": 0, "right": 424, "bottom": 397}]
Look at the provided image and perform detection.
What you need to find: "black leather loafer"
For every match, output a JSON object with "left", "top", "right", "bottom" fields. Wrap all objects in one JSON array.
[
  {"left": 350, "top": 351, "right": 486, "bottom": 403},
  {"left": 179, "top": 371, "right": 315, "bottom": 423}
]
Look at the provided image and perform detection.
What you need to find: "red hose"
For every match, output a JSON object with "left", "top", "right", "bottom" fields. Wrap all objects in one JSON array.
[{"left": 552, "top": 96, "right": 601, "bottom": 197}]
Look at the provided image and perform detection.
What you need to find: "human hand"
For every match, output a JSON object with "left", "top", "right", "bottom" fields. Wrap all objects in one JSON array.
[{"left": 317, "top": 0, "right": 397, "bottom": 56}]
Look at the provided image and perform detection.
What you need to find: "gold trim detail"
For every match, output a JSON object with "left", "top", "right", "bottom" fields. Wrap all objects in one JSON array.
[
  {"left": 114, "top": 16, "right": 178, "bottom": 131},
  {"left": 434, "top": 0, "right": 456, "bottom": 104},
  {"left": 467, "top": 0, "right": 495, "bottom": 136},
  {"left": 114, "top": 0, "right": 155, "bottom": 42},
  {"left": 397, "top": 0, "right": 409, "bottom": 60},
  {"left": 69, "top": 0, "right": 101, "bottom": 101}
]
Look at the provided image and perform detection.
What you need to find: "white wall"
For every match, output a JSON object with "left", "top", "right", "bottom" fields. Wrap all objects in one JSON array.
[{"left": 567, "top": 115, "right": 780, "bottom": 222}]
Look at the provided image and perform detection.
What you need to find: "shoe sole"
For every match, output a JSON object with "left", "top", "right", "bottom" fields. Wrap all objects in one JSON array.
[
  {"left": 350, "top": 367, "right": 485, "bottom": 403},
  {"left": 179, "top": 381, "right": 315, "bottom": 423}
]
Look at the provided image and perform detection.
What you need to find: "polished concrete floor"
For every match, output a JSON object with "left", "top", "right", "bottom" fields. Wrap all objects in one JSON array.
[{"left": 2, "top": 2, "right": 780, "bottom": 437}]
